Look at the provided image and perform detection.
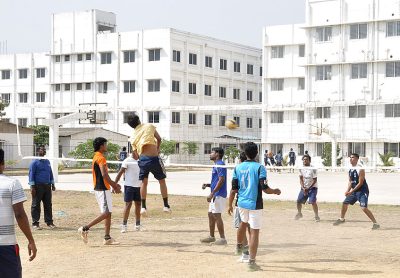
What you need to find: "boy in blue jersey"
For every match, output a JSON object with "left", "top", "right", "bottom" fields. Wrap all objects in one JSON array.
[
  {"left": 333, "top": 153, "right": 380, "bottom": 229},
  {"left": 201, "top": 147, "right": 227, "bottom": 245},
  {"left": 231, "top": 142, "right": 281, "bottom": 271}
]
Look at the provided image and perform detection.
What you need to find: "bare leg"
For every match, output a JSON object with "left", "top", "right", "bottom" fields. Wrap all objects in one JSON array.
[
  {"left": 340, "top": 203, "right": 349, "bottom": 219},
  {"left": 140, "top": 178, "right": 148, "bottom": 200},
  {"left": 248, "top": 228, "right": 260, "bottom": 261},
  {"left": 312, "top": 203, "right": 319, "bottom": 217},
  {"left": 361, "top": 207, "right": 377, "bottom": 223},
  {"left": 104, "top": 213, "right": 111, "bottom": 236},
  {"left": 134, "top": 201, "right": 141, "bottom": 223},
  {"left": 159, "top": 179, "right": 168, "bottom": 198},
  {"left": 86, "top": 212, "right": 111, "bottom": 229},
  {"left": 214, "top": 213, "right": 225, "bottom": 238},
  {"left": 208, "top": 212, "right": 216, "bottom": 237},
  {"left": 297, "top": 202, "right": 302, "bottom": 214},
  {"left": 237, "top": 221, "right": 248, "bottom": 244},
  {"left": 123, "top": 202, "right": 132, "bottom": 223}
]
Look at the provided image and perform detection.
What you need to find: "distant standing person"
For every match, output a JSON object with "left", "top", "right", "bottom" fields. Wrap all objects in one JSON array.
[
  {"left": 127, "top": 114, "right": 171, "bottom": 215},
  {"left": 275, "top": 150, "right": 283, "bottom": 167},
  {"left": 263, "top": 150, "right": 270, "bottom": 167},
  {"left": 201, "top": 147, "right": 227, "bottom": 245},
  {"left": 0, "top": 149, "right": 37, "bottom": 278},
  {"left": 78, "top": 137, "right": 122, "bottom": 245},
  {"left": 288, "top": 148, "right": 296, "bottom": 172},
  {"left": 117, "top": 146, "right": 128, "bottom": 171},
  {"left": 115, "top": 150, "right": 143, "bottom": 233},
  {"left": 333, "top": 153, "right": 380, "bottom": 229},
  {"left": 295, "top": 154, "right": 320, "bottom": 222},
  {"left": 29, "top": 145, "right": 56, "bottom": 230}
]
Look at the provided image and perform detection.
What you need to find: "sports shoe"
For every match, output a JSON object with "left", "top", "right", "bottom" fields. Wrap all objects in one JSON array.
[
  {"left": 294, "top": 213, "right": 303, "bottom": 220},
  {"left": 140, "top": 208, "right": 147, "bottom": 217},
  {"left": 163, "top": 206, "right": 172, "bottom": 213},
  {"left": 315, "top": 216, "right": 321, "bottom": 222},
  {"left": 135, "top": 224, "right": 145, "bottom": 231},
  {"left": 213, "top": 238, "right": 227, "bottom": 245},
  {"left": 372, "top": 223, "right": 380, "bottom": 230},
  {"left": 78, "top": 227, "right": 88, "bottom": 244},
  {"left": 237, "top": 253, "right": 250, "bottom": 263},
  {"left": 333, "top": 218, "right": 345, "bottom": 226},
  {"left": 248, "top": 260, "right": 261, "bottom": 272},
  {"left": 103, "top": 237, "right": 120, "bottom": 245},
  {"left": 47, "top": 224, "right": 56, "bottom": 229},
  {"left": 32, "top": 224, "right": 42, "bottom": 231},
  {"left": 235, "top": 245, "right": 243, "bottom": 255},
  {"left": 121, "top": 224, "right": 128, "bottom": 233},
  {"left": 200, "top": 236, "right": 216, "bottom": 243}
]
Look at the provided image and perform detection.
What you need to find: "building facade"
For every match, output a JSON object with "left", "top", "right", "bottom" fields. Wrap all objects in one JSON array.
[
  {"left": 0, "top": 10, "right": 262, "bottom": 164},
  {"left": 263, "top": 0, "right": 400, "bottom": 167}
]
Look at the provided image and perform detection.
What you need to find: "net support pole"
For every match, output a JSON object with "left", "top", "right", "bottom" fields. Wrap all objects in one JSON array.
[{"left": 49, "top": 124, "right": 59, "bottom": 182}]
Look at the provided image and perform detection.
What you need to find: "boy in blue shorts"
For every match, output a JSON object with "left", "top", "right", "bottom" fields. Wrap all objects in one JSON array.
[
  {"left": 295, "top": 154, "right": 320, "bottom": 222},
  {"left": 333, "top": 153, "right": 380, "bottom": 229},
  {"left": 231, "top": 142, "right": 281, "bottom": 271}
]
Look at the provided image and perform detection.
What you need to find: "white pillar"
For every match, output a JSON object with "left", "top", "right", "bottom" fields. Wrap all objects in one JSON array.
[
  {"left": 48, "top": 124, "right": 59, "bottom": 182},
  {"left": 331, "top": 139, "right": 337, "bottom": 169}
]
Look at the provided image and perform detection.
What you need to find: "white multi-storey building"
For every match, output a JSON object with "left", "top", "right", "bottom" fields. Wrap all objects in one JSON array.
[
  {"left": 0, "top": 10, "right": 262, "bottom": 164},
  {"left": 263, "top": 0, "right": 400, "bottom": 167}
]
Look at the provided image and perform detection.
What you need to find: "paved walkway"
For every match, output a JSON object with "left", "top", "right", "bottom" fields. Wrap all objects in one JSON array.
[{"left": 15, "top": 170, "right": 400, "bottom": 205}]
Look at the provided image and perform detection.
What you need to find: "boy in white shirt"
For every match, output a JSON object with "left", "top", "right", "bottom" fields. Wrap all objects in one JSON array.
[{"left": 115, "top": 151, "right": 143, "bottom": 232}]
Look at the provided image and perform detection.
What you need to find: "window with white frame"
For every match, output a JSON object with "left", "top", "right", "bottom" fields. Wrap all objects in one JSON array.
[
  {"left": 316, "top": 107, "right": 331, "bottom": 119},
  {"left": 349, "top": 105, "right": 366, "bottom": 118},
  {"left": 234, "top": 62, "right": 240, "bottom": 73},
  {"left": 233, "top": 88, "right": 240, "bottom": 100},
  {"left": 64, "top": 55, "right": 70, "bottom": 62},
  {"left": 316, "top": 26, "right": 332, "bottom": 42},
  {"left": 86, "top": 53, "right": 92, "bottom": 61},
  {"left": 172, "top": 112, "right": 180, "bottom": 124},
  {"left": 205, "top": 56, "right": 212, "bottom": 68},
  {"left": 259, "top": 118, "right": 262, "bottom": 128},
  {"left": 350, "top": 23, "right": 368, "bottom": 39},
  {"left": 271, "top": 46, "right": 284, "bottom": 58},
  {"left": 189, "top": 113, "right": 196, "bottom": 125},
  {"left": 351, "top": 63, "right": 367, "bottom": 79},
  {"left": 219, "top": 87, "right": 226, "bottom": 98},
  {"left": 384, "top": 142, "right": 400, "bottom": 157},
  {"left": 270, "top": 111, "right": 284, "bottom": 123},
  {"left": 64, "top": 84, "right": 71, "bottom": 91},
  {"left": 36, "top": 92, "right": 45, "bottom": 103},
  {"left": 271, "top": 78, "right": 284, "bottom": 91},
  {"left": 233, "top": 116, "right": 240, "bottom": 127},
  {"left": 299, "top": 44, "right": 305, "bottom": 57},
  {"left": 19, "top": 93, "right": 28, "bottom": 103},
  {"left": 1, "top": 70, "right": 10, "bottom": 79},
  {"left": 219, "top": 115, "right": 226, "bottom": 126},
  {"left": 18, "top": 118, "right": 28, "bottom": 127},
  {"left": 123, "top": 51, "right": 135, "bottom": 63},
  {"left": 246, "top": 117, "right": 253, "bottom": 128},
  {"left": 246, "top": 90, "right": 253, "bottom": 101},
  {"left": 100, "top": 52, "right": 112, "bottom": 64},
  {"left": 298, "top": 111, "right": 304, "bottom": 123},
  {"left": 316, "top": 65, "right": 332, "bottom": 80},
  {"left": 19, "top": 69, "right": 28, "bottom": 79},
  {"left": 189, "top": 53, "right": 197, "bottom": 65},
  {"left": 386, "top": 21, "right": 400, "bottom": 37},
  {"left": 384, "top": 104, "right": 400, "bottom": 117},
  {"left": 123, "top": 81, "right": 135, "bottom": 93},
  {"left": 148, "top": 111, "right": 160, "bottom": 123},
  {"left": 85, "top": 83, "right": 91, "bottom": 90},
  {"left": 271, "top": 144, "right": 283, "bottom": 155},
  {"left": 149, "top": 49, "right": 161, "bottom": 61},
  {"left": 173, "top": 50, "right": 181, "bottom": 62},
  {"left": 98, "top": 82, "right": 108, "bottom": 94},
  {"left": 298, "top": 78, "right": 305, "bottom": 90},
  {"left": 76, "top": 83, "right": 82, "bottom": 91},
  {"left": 204, "top": 114, "right": 212, "bottom": 126},
  {"left": 36, "top": 68, "right": 45, "bottom": 78},
  {"left": 259, "top": 91, "right": 262, "bottom": 102},
  {"left": 348, "top": 142, "right": 366, "bottom": 157},
  {"left": 172, "top": 80, "right": 180, "bottom": 92},
  {"left": 386, "top": 61, "right": 400, "bottom": 77},
  {"left": 1, "top": 93, "right": 11, "bottom": 104},
  {"left": 189, "top": 83, "right": 197, "bottom": 95},
  {"left": 204, "top": 84, "right": 212, "bottom": 96},
  {"left": 77, "top": 54, "right": 83, "bottom": 61},
  {"left": 204, "top": 143, "right": 212, "bottom": 154},
  {"left": 247, "top": 64, "right": 253, "bottom": 75},
  {"left": 316, "top": 143, "right": 326, "bottom": 156},
  {"left": 298, "top": 144, "right": 305, "bottom": 155},
  {"left": 220, "top": 59, "right": 227, "bottom": 70},
  {"left": 148, "top": 80, "right": 161, "bottom": 92}
]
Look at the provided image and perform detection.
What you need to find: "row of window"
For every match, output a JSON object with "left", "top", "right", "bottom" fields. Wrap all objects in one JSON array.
[
  {"left": 1, "top": 68, "right": 46, "bottom": 80},
  {"left": 271, "top": 45, "right": 305, "bottom": 59},
  {"left": 268, "top": 104, "right": 400, "bottom": 123},
  {"left": 1, "top": 93, "right": 46, "bottom": 104},
  {"left": 173, "top": 50, "right": 261, "bottom": 76},
  {"left": 315, "top": 21, "right": 400, "bottom": 42},
  {"left": 122, "top": 111, "right": 261, "bottom": 128}
]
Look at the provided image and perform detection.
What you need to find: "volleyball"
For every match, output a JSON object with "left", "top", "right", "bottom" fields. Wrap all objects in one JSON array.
[{"left": 225, "top": 119, "right": 238, "bottom": 129}]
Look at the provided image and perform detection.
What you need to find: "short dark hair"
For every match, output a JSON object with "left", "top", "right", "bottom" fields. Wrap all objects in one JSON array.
[
  {"left": 127, "top": 114, "right": 141, "bottom": 129},
  {"left": 239, "top": 152, "right": 247, "bottom": 163},
  {"left": 302, "top": 154, "right": 311, "bottom": 162},
  {"left": 122, "top": 146, "right": 126, "bottom": 151},
  {"left": 93, "top": 137, "right": 107, "bottom": 152},
  {"left": 350, "top": 153, "right": 359, "bottom": 159},
  {"left": 212, "top": 147, "right": 224, "bottom": 159},
  {"left": 0, "top": 149, "right": 4, "bottom": 165},
  {"left": 244, "top": 142, "right": 258, "bottom": 160}
]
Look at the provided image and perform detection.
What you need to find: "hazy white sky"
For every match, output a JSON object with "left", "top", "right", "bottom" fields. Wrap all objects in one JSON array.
[{"left": 0, "top": 0, "right": 305, "bottom": 53}]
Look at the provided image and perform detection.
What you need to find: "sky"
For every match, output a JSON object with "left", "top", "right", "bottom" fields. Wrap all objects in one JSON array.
[{"left": 0, "top": 0, "right": 305, "bottom": 54}]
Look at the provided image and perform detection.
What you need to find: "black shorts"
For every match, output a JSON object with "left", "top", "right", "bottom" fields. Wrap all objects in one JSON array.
[
  {"left": 138, "top": 156, "right": 166, "bottom": 180},
  {"left": 124, "top": 186, "right": 141, "bottom": 202},
  {"left": 289, "top": 159, "right": 295, "bottom": 166},
  {"left": 0, "top": 244, "right": 22, "bottom": 278}
]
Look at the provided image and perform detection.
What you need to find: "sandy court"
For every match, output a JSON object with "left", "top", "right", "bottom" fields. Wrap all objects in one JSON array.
[{"left": 16, "top": 191, "right": 400, "bottom": 278}]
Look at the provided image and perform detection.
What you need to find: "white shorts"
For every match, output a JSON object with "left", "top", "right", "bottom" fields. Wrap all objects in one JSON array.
[
  {"left": 233, "top": 207, "right": 242, "bottom": 229},
  {"left": 239, "top": 208, "right": 262, "bottom": 229},
  {"left": 208, "top": 196, "right": 226, "bottom": 214},
  {"left": 95, "top": 190, "right": 113, "bottom": 213}
]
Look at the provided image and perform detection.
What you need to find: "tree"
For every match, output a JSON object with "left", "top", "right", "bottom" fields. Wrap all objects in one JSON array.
[
  {"left": 224, "top": 146, "right": 240, "bottom": 163},
  {"left": 30, "top": 125, "right": 49, "bottom": 147},
  {"left": 160, "top": 139, "right": 177, "bottom": 161},
  {"left": 322, "top": 143, "right": 342, "bottom": 167},
  {"left": 69, "top": 139, "right": 120, "bottom": 169},
  {"left": 0, "top": 99, "right": 8, "bottom": 120},
  {"left": 182, "top": 141, "right": 198, "bottom": 155},
  {"left": 378, "top": 152, "right": 395, "bottom": 167}
]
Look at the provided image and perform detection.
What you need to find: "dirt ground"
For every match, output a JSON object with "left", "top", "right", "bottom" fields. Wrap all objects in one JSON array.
[{"left": 16, "top": 191, "right": 400, "bottom": 278}]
